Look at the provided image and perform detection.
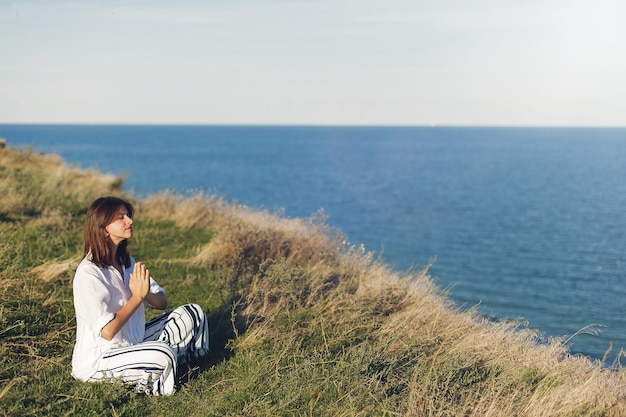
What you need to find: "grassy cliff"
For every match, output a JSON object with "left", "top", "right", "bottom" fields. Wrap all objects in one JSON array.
[{"left": 1, "top": 143, "right": 625, "bottom": 416}]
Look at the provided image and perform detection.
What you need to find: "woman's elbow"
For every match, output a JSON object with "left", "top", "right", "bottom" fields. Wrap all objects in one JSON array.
[
  {"left": 100, "top": 328, "right": 114, "bottom": 341},
  {"left": 149, "top": 293, "right": 168, "bottom": 310},
  {"left": 155, "top": 297, "right": 168, "bottom": 310}
]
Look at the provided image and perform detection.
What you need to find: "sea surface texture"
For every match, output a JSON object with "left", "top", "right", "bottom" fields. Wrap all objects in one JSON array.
[{"left": 3, "top": 124, "right": 625, "bottom": 363}]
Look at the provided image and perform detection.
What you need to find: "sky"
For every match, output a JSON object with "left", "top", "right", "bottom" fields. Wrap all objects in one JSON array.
[{"left": 1, "top": 0, "right": 625, "bottom": 126}]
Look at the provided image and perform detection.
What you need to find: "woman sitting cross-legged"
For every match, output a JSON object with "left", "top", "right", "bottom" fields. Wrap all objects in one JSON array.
[{"left": 71, "top": 196, "right": 210, "bottom": 395}]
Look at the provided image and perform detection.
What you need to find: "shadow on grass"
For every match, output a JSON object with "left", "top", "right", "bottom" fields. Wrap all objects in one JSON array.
[
  {"left": 0, "top": 213, "right": 17, "bottom": 222},
  {"left": 176, "top": 296, "right": 253, "bottom": 386}
]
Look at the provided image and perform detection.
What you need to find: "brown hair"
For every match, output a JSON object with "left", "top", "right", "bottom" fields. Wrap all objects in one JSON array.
[{"left": 84, "top": 196, "right": 134, "bottom": 269}]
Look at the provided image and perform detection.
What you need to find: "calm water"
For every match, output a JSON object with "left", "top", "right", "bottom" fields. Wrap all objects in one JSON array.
[{"left": 2, "top": 124, "right": 626, "bottom": 362}]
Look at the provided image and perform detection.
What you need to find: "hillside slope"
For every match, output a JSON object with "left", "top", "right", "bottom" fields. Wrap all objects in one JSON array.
[{"left": 1, "top": 143, "right": 625, "bottom": 416}]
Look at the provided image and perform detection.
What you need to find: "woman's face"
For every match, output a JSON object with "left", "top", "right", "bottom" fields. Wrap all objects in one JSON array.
[{"left": 105, "top": 205, "right": 133, "bottom": 246}]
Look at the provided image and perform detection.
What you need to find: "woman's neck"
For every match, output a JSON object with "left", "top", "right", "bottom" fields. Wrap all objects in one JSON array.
[
  {"left": 110, "top": 251, "right": 124, "bottom": 277},
  {"left": 108, "top": 242, "right": 120, "bottom": 266}
]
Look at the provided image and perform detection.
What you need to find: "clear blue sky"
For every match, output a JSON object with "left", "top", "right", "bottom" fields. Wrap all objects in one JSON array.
[{"left": 1, "top": 1, "right": 624, "bottom": 126}]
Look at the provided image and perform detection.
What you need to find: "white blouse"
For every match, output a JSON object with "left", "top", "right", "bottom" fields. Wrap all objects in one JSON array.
[{"left": 71, "top": 254, "right": 164, "bottom": 381}]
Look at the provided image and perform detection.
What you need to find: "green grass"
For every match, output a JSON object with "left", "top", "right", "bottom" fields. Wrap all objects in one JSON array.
[
  {"left": 0, "top": 214, "right": 227, "bottom": 416},
  {"left": 2, "top": 145, "right": 626, "bottom": 416}
]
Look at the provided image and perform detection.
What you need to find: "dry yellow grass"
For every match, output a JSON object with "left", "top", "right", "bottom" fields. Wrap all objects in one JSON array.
[
  {"left": 0, "top": 145, "right": 123, "bottom": 215},
  {"left": 135, "top": 184, "right": 626, "bottom": 415}
]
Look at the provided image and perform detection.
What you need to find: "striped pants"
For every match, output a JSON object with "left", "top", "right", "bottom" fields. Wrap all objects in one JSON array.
[{"left": 90, "top": 303, "right": 209, "bottom": 395}]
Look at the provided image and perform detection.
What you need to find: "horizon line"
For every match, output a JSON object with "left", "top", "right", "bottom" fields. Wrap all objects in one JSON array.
[{"left": 1, "top": 122, "right": 625, "bottom": 129}]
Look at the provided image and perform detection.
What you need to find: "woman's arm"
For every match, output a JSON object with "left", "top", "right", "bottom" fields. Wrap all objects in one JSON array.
[
  {"left": 100, "top": 295, "right": 145, "bottom": 341},
  {"left": 100, "top": 261, "right": 151, "bottom": 341},
  {"left": 145, "top": 291, "right": 168, "bottom": 310}
]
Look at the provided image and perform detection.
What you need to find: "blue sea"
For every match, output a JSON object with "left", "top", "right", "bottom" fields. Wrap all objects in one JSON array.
[{"left": 2, "top": 124, "right": 626, "bottom": 363}]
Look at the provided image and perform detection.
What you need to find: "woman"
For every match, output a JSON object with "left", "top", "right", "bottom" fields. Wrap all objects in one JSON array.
[{"left": 71, "top": 196, "right": 209, "bottom": 395}]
